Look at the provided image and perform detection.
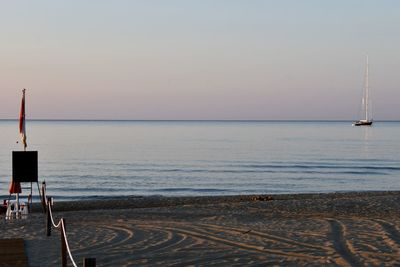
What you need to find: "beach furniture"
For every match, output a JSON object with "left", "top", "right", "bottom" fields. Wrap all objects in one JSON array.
[
  {"left": 5, "top": 200, "right": 29, "bottom": 219},
  {"left": 5, "top": 151, "right": 39, "bottom": 220}
]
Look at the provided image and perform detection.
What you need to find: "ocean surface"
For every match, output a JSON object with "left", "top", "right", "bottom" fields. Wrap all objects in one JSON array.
[{"left": 1, "top": 120, "right": 400, "bottom": 201}]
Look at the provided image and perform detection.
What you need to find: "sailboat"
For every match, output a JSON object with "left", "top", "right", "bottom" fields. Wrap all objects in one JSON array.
[{"left": 353, "top": 56, "right": 373, "bottom": 126}]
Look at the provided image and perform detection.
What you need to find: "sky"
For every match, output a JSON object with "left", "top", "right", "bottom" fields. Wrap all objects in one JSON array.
[{"left": 1, "top": 1, "right": 400, "bottom": 120}]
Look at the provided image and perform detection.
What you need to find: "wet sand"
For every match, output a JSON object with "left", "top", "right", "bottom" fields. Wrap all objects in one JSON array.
[{"left": 1, "top": 191, "right": 400, "bottom": 266}]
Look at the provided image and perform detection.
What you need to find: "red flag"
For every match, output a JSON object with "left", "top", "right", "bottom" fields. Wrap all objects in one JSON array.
[
  {"left": 9, "top": 180, "right": 22, "bottom": 194},
  {"left": 10, "top": 89, "right": 27, "bottom": 194},
  {"left": 19, "top": 89, "right": 27, "bottom": 149}
]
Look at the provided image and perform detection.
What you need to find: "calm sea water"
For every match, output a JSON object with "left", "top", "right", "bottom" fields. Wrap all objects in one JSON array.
[{"left": 1, "top": 120, "right": 399, "bottom": 200}]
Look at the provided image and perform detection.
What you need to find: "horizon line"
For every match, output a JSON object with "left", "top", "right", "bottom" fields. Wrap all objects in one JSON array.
[{"left": 1, "top": 119, "right": 400, "bottom": 122}]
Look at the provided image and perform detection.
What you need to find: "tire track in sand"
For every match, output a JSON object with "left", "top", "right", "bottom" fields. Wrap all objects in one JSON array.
[
  {"left": 374, "top": 219, "right": 400, "bottom": 248},
  {"left": 196, "top": 223, "right": 326, "bottom": 250},
  {"left": 142, "top": 224, "right": 321, "bottom": 260},
  {"left": 328, "top": 219, "right": 362, "bottom": 267}
]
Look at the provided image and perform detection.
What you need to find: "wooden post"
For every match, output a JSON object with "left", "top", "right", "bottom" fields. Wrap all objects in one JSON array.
[
  {"left": 41, "top": 181, "right": 47, "bottom": 212},
  {"left": 61, "top": 218, "right": 67, "bottom": 267},
  {"left": 83, "top": 258, "right": 96, "bottom": 267},
  {"left": 46, "top": 197, "right": 51, "bottom": 236}
]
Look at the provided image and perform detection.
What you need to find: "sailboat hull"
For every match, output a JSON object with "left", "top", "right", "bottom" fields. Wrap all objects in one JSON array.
[{"left": 353, "top": 121, "right": 373, "bottom": 126}]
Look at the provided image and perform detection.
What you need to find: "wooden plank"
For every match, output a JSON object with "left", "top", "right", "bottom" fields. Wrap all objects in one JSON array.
[{"left": 0, "top": 238, "right": 28, "bottom": 267}]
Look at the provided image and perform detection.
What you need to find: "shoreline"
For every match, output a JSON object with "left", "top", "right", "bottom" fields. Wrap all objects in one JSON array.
[{"left": 30, "top": 190, "right": 400, "bottom": 215}]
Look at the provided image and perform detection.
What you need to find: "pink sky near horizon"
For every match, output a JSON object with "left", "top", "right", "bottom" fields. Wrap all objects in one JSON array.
[{"left": 1, "top": 1, "right": 400, "bottom": 120}]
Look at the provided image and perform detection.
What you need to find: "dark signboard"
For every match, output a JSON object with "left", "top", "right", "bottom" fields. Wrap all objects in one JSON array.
[{"left": 12, "top": 151, "right": 38, "bottom": 182}]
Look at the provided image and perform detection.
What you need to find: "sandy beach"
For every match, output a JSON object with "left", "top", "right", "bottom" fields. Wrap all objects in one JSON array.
[{"left": 1, "top": 191, "right": 400, "bottom": 266}]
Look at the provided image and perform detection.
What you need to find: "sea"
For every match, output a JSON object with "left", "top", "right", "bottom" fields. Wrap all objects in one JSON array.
[{"left": 1, "top": 120, "right": 399, "bottom": 201}]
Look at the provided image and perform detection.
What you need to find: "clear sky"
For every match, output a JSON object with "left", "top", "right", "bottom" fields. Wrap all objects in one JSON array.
[{"left": 1, "top": 1, "right": 399, "bottom": 120}]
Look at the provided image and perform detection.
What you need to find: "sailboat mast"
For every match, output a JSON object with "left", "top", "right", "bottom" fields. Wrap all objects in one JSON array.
[
  {"left": 353, "top": 55, "right": 373, "bottom": 126},
  {"left": 365, "top": 55, "right": 369, "bottom": 121}
]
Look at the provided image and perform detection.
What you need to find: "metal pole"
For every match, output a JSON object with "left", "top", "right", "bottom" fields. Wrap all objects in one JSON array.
[
  {"left": 365, "top": 55, "right": 369, "bottom": 121},
  {"left": 16, "top": 193, "right": 19, "bottom": 218},
  {"left": 30, "top": 182, "right": 32, "bottom": 203}
]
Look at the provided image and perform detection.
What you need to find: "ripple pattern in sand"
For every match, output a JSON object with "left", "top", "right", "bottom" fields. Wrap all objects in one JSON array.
[
  {"left": 53, "top": 216, "right": 400, "bottom": 266},
  {"left": 3, "top": 195, "right": 400, "bottom": 267}
]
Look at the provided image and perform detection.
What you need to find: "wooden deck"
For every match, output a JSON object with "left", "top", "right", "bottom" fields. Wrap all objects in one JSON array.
[{"left": 0, "top": 238, "right": 28, "bottom": 267}]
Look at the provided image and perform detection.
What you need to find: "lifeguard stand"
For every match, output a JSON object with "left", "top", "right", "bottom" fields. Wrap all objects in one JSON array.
[{"left": 6, "top": 151, "right": 39, "bottom": 219}]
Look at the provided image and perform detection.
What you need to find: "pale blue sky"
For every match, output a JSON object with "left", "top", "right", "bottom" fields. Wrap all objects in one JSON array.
[{"left": 1, "top": 1, "right": 399, "bottom": 120}]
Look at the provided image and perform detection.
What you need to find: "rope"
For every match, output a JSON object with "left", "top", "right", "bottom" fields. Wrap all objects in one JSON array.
[
  {"left": 47, "top": 203, "right": 62, "bottom": 228},
  {"left": 61, "top": 219, "right": 78, "bottom": 267},
  {"left": 45, "top": 193, "right": 78, "bottom": 267}
]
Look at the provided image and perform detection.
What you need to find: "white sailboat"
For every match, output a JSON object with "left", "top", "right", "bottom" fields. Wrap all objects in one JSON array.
[{"left": 353, "top": 56, "right": 373, "bottom": 126}]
